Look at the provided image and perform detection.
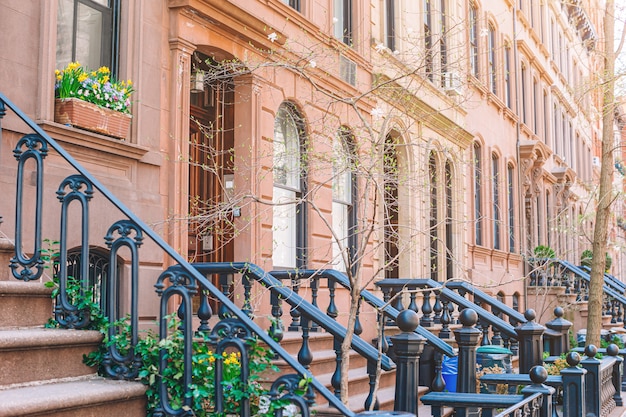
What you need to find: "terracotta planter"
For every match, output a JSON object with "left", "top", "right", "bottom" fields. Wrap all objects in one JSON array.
[{"left": 54, "top": 98, "right": 131, "bottom": 139}]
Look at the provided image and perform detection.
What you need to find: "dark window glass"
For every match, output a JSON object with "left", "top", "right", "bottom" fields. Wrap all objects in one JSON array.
[{"left": 56, "top": 0, "right": 119, "bottom": 74}]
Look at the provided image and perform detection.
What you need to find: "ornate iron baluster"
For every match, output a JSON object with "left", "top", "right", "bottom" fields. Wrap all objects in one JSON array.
[
  {"left": 432, "top": 291, "right": 442, "bottom": 325},
  {"left": 310, "top": 275, "right": 319, "bottom": 332},
  {"left": 197, "top": 289, "right": 212, "bottom": 334},
  {"left": 354, "top": 297, "right": 363, "bottom": 336},
  {"left": 10, "top": 134, "right": 48, "bottom": 281},
  {"left": 102, "top": 220, "right": 144, "bottom": 380},
  {"left": 269, "top": 374, "right": 314, "bottom": 417},
  {"left": 421, "top": 290, "right": 434, "bottom": 327},
  {"left": 211, "top": 319, "right": 253, "bottom": 417},
  {"left": 331, "top": 336, "right": 342, "bottom": 398},
  {"left": 218, "top": 273, "right": 232, "bottom": 319},
  {"left": 432, "top": 351, "right": 446, "bottom": 392},
  {"left": 269, "top": 291, "right": 284, "bottom": 344},
  {"left": 439, "top": 298, "right": 451, "bottom": 339},
  {"left": 380, "top": 285, "right": 394, "bottom": 326},
  {"left": 288, "top": 275, "right": 302, "bottom": 331},
  {"left": 242, "top": 273, "right": 252, "bottom": 318},
  {"left": 54, "top": 175, "right": 94, "bottom": 329},
  {"left": 298, "top": 316, "right": 313, "bottom": 371},
  {"left": 326, "top": 278, "right": 338, "bottom": 319}
]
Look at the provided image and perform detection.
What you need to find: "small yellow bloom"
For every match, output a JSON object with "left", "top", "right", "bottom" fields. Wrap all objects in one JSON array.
[
  {"left": 78, "top": 73, "right": 88, "bottom": 83},
  {"left": 102, "top": 75, "right": 109, "bottom": 84},
  {"left": 55, "top": 69, "right": 60, "bottom": 76},
  {"left": 56, "top": 75, "right": 62, "bottom": 81},
  {"left": 127, "top": 80, "right": 133, "bottom": 86},
  {"left": 98, "top": 66, "right": 111, "bottom": 74}
]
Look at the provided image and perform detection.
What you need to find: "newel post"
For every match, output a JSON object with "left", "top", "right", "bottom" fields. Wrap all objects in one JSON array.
[
  {"left": 390, "top": 309, "right": 426, "bottom": 415},
  {"left": 581, "top": 344, "right": 601, "bottom": 417},
  {"left": 544, "top": 306, "right": 572, "bottom": 356},
  {"left": 454, "top": 308, "right": 482, "bottom": 394},
  {"left": 516, "top": 309, "right": 546, "bottom": 373},
  {"left": 521, "top": 366, "right": 555, "bottom": 417},
  {"left": 560, "top": 351, "right": 586, "bottom": 417},
  {"left": 607, "top": 344, "right": 624, "bottom": 406}
]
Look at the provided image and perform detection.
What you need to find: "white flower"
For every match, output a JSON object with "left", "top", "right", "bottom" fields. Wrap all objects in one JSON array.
[
  {"left": 375, "top": 42, "right": 386, "bottom": 53},
  {"left": 258, "top": 396, "right": 270, "bottom": 414},
  {"left": 393, "top": 50, "right": 400, "bottom": 55},
  {"left": 283, "top": 404, "right": 301, "bottom": 417},
  {"left": 371, "top": 107, "right": 385, "bottom": 119},
  {"left": 309, "top": 60, "right": 317, "bottom": 68},
  {"left": 268, "top": 32, "right": 278, "bottom": 42}
]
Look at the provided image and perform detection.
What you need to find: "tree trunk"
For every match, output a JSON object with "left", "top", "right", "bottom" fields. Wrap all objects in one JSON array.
[{"left": 587, "top": 0, "right": 616, "bottom": 348}]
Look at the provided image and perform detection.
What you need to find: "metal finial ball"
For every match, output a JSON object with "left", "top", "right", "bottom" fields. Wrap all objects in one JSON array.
[
  {"left": 566, "top": 351, "right": 581, "bottom": 367},
  {"left": 459, "top": 308, "right": 478, "bottom": 326},
  {"left": 607, "top": 343, "right": 620, "bottom": 357},
  {"left": 529, "top": 366, "right": 548, "bottom": 384},
  {"left": 396, "top": 309, "right": 419, "bottom": 332},
  {"left": 553, "top": 306, "right": 564, "bottom": 318},
  {"left": 524, "top": 309, "right": 536, "bottom": 321},
  {"left": 585, "top": 344, "right": 598, "bottom": 358}
]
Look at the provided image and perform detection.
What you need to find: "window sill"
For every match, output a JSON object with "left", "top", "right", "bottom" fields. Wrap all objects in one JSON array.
[{"left": 38, "top": 120, "right": 150, "bottom": 162}]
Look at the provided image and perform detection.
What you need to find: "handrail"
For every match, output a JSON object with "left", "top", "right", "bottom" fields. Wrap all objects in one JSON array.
[
  {"left": 269, "top": 269, "right": 455, "bottom": 357},
  {"left": 578, "top": 265, "right": 626, "bottom": 293},
  {"left": 187, "top": 263, "right": 395, "bottom": 371},
  {"left": 558, "top": 260, "right": 626, "bottom": 306},
  {"left": 444, "top": 281, "right": 527, "bottom": 325},
  {"left": 376, "top": 278, "right": 519, "bottom": 340},
  {"left": 0, "top": 93, "right": 355, "bottom": 416}
]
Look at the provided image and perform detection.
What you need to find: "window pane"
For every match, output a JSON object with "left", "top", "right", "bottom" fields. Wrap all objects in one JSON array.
[
  {"left": 76, "top": 3, "right": 104, "bottom": 70},
  {"left": 332, "top": 201, "right": 349, "bottom": 272},
  {"left": 56, "top": 0, "right": 75, "bottom": 69},
  {"left": 272, "top": 187, "right": 297, "bottom": 268},
  {"left": 273, "top": 107, "right": 301, "bottom": 190},
  {"left": 91, "top": 0, "right": 110, "bottom": 6}
]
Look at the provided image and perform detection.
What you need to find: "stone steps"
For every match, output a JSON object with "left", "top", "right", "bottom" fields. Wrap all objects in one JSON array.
[
  {"left": 0, "top": 276, "right": 147, "bottom": 417},
  {"left": 0, "top": 377, "right": 146, "bottom": 417}
]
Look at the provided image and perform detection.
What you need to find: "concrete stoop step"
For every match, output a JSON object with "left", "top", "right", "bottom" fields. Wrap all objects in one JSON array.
[
  {"left": 0, "top": 281, "right": 53, "bottom": 328},
  {"left": 0, "top": 376, "right": 146, "bottom": 417},
  {"left": 0, "top": 279, "right": 147, "bottom": 417}
]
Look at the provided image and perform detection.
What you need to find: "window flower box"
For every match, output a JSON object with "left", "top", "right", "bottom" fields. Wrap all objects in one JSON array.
[
  {"left": 54, "top": 62, "right": 134, "bottom": 140},
  {"left": 54, "top": 98, "right": 131, "bottom": 139}
]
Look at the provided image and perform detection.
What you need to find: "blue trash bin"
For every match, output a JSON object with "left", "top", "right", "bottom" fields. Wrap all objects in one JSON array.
[{"left": 442, "top": 355, "right": 458, "bottom": 392}]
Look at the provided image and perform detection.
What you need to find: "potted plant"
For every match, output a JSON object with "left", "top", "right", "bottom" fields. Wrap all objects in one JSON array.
[{"left": 54, "top": 62, "right": 134, "bottom": 139}]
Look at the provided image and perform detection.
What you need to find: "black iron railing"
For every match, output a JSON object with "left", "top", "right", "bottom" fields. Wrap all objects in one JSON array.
[
  {"left": 529, "top": 259, "right": 626, "bottom": 327},
  {"left": 0, "top": 92, "right": 371, "bottom": 417}
]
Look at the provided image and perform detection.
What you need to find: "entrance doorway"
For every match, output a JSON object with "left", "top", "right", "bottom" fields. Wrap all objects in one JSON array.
[{"left": 188, "top": 53, "right": 235, "bottom": 309}]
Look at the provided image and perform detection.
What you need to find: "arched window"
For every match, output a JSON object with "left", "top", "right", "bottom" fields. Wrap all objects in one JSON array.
[
  {"left": 445, "top": 160, "right": 454, "bottom": 280},
  {"left": 496, "top": 292, "right": 506, "bottom": 318},
  {"left": 470, "top": 2, "right": 479, "bottom": 77},
  {"left": 272, "top": 103, "right": 307, "bottom": 269},
  {"left": 504, "top": 44, "right": 512, "bottom": 108},
  {"left": 384, "top": 134, "right": 400, "bottom": 278},
  {"left": 512, "top": 292, "right": 520, "bottom": 312},
  {"left": 473, "top": 142, "right": 483, "bottom": 245},
  {"left": 488, "top": 24, "right": 496, "bottom": 94},
  {"left": 429, "top": 153, "right": 439, "bottom": 280},
  {"left": 507, "top": 163, "right": 516, "bottom": 252},
  {"left": 492, "top": 153, "right": 501, "bottom": 250},
  {"left": 332, "top": 127, "right": 357, "bottom": 273}
]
